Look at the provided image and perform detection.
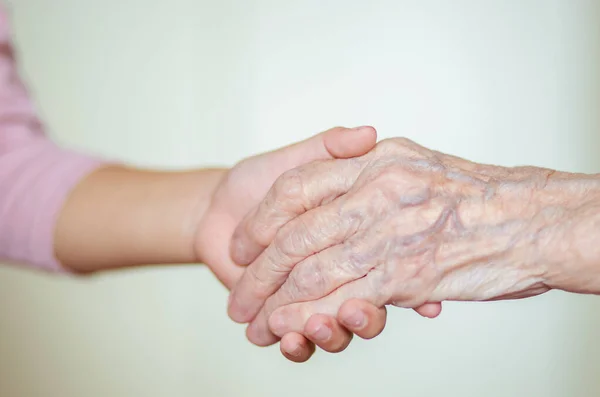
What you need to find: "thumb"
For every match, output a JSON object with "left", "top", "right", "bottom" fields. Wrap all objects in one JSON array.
[
  {"left": 228, "top": 126, "right": 376, "bottom": 266},
  {"left": 261, "top": 126, "right": 377, "bottom": 174},
  {"left": 322, "top": 126, "right": 378, "bottom": 159}
]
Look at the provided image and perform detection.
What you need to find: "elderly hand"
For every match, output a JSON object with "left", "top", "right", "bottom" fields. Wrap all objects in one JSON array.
[
  {"left": 195, "top": 126, "right": 397, "bottom": 362},
  {"left": 227, "top": 137, "right": 586, "bottom": 346}
]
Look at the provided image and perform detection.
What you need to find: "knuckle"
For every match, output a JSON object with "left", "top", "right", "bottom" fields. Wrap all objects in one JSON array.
[
  {"left": 280, "top": 274, "right": 303, "bottom": 303},
  {"left": 357, "top": 163, "right": 405, "bottom": 194},
  {"left": 274, "top": 216, "right": 313, "bottom": 257},
  {"left": 391, "top": 136, "right": 414, "bottom": 147},
  {"left": 363, "top": 266, "right": 394, "bottom": 302},
  {"left": 373, "top": 139, "right": 394, "bottom": 156},
  {"left": 246, "top": 265, "right": 271, "bottom": 297},
  {"left": 353, "top": 180, "right": 397, "bottom": 215},
  {"left": 273, "top": 223, "right": 295, "bottom": 256},
  {"left": 289, "top": 256, "right": 328, "bottom": 298},
  {"left": 263, "top": 243, "right": 289, "bottom": 274},
  {"left": 344, "top": 244, "right": 372, "bottom": 277},
  {"left": 376, "top": 137, "right": 425, "bottom": 159},
  {"left": 372, "top": 168, "right": 431, "bottom": 205},
  {"left": 377, "top": 137, "right": 410, "bottom": 152},
  {"left": 266, "top": 162, "right": 331, "bottom": 217},
  {"left": 372, "top": 166, "right": 405, "bottom": 186},
  {"left": 248, "top": 247, "right": 295, "bottom": 294},
  {"left": 274, "top": 168, "right": 305, "bottom": 201},
  {"left": 262, "top": 295, "right": 282, "bottom": 319},
  {"left": 245, "top": 216, "right": 271, "bottom": 246}
]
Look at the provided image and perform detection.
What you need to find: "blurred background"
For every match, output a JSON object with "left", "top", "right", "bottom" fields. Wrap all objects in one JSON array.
[{"left": 1, "top": 0, "right": 600, "bottom": 396}]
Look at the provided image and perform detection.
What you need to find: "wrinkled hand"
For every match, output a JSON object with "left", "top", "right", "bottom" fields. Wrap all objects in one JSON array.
[
  {"left": 228, "top": 137, "right": 556, "bottom": 344},
  {"left": 195, "top": 126, "right": 390, "bottom": 361}
]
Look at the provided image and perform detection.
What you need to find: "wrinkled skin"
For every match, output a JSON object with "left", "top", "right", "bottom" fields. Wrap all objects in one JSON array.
[
  {"left": 194, "top": 126, "right": 380, "bottom": 362},
  {"left": 228, "top": 137, "right": 600, "bottom": 346},
  {"left": 195, "top": 128, "right": 440, "bottom": 362}
]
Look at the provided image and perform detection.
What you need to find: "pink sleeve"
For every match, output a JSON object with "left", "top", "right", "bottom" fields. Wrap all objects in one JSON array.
[{"left": 0, "top": 8, "right": 105, "bottom": 272}]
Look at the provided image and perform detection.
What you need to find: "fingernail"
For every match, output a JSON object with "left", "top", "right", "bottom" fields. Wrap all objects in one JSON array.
[
  {"left": 230, "top": 241, "right": 243, "bottom": 264},
  {"left": 285, "top": 343, "right": 302, "bottom": 358},
  {"left": 351, "top": 126, "right": 371, "bottom": 131},
  {"left": 230, "top": 238, "right": 250, "bottom": 266},
  {"left": 343, "top": 309, "right": 366, "bottom": 330},
  {"left": 310, "top": 324, "right": 332, "bottom": 342}
]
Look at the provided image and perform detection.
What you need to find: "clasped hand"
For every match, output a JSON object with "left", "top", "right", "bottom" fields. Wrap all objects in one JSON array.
[{"left": 227, "top": 136, "right": 555, "bottom": 361}]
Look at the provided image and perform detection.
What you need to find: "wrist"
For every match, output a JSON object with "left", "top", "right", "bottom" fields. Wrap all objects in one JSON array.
[
  {"left": 533, "top": 173, "right": 600, "bottom": 293},
  {"left": 56, "top": 166, "right": 226, "bottom": 272},
  {"left": 192, "top": 168, "right": 233, "bottom": 266},
  {"left": 433, "top": 166, "right": 595, "bottom": 301}
]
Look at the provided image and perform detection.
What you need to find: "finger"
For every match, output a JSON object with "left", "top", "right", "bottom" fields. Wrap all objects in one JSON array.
[
  {"left": 268, "top": 273, "right": 388, "bottom": 337},
  {"left": 262, "top": 126, "right": 376, "bottom": 180},
  {"left": 241, "top": 254, "right": 385, "bottom": 351},
  {"left": 242, "top": 241, "right": 369, "bottom": 345},
  {"left": 413, "top": 302, "right": 442, "bottom": 318},
  {"left": 250, "top": 272, "right": 439, "bottom": 345},
  {"left": 228, "top": 200, "right": 357, "bottom": 323},
  {"left": 243, "top": 240, "right": 365, "bottom": 346},
  {"left": 279, "top": 333, "right": 316, "bottom": 363},
  {"left": 231, "top": 166, "right": 451, "bottom": 326},
  {"left": 244, "top": 200, "right": 445, "bottom": 331},
  {"left": 248, "top": 239, "right": 371, "bottom": 329},
  {"left": 246, "top": 307, "right": 279, "bottom": 346},
  {"left": 323, "top": 126, "right": 377, "bottom": 159},
  {"left": 230, "top": 126, "right": 376, "bottom": 266},
  {"left": 246, "top": 285, "right": 362, "bottom": 348},
  {"left": 304, "top": 314, "right": 353, "bottom": 353},
  {"left": 338, "top": 299, "right": 387, "bottom": 340},
  {"left": 230, "top": 153, "right": 369, "bottom": 267}
]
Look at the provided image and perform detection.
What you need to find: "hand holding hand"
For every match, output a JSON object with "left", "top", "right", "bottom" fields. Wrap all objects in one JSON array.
[
  {"left": 195, "top": 126, "right": 390, "bottom": 361},
  {"left": 229, "top": 137, "right": 566, "bottom": 344}
]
